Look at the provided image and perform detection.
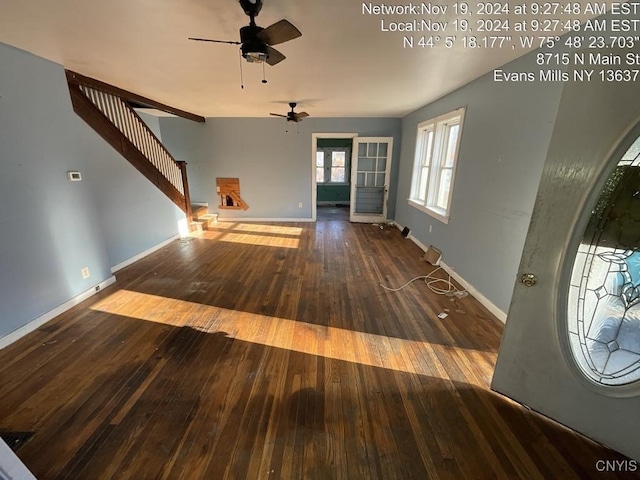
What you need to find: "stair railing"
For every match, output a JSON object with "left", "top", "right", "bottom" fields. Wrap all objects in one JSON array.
[{"left": 66, "top": 71, "right": 205, "bottom": 221}]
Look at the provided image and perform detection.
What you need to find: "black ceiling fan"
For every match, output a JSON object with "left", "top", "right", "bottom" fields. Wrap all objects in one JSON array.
[
  {"left": 188, "top": 0, "right": 302, "bottom": 66},
  {"left": 270, "top": 102, "right": 309, "bottom": 122}
]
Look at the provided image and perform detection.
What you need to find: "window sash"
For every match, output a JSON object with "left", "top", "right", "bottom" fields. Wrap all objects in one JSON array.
[
  {"left": 409, "top": 108, "right": 464, "bottom": 221},
  {"left": 331, "top": 166, "right": 346, "bottom": 183},
  {"left": 412, "top": 127, "right": 434, "bottom": 200},
  {"left": 316, "top": 152, "right": 326, "bottom": 183},
  {"left": 317, "top": 147, "right": 350, "bottom": 184},
  {"left": 429, "top": 120, "right": 460, "bottom": 210}
]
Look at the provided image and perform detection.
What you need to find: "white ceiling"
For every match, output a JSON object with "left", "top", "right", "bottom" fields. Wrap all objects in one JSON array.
[{"left": 0, "top": 0, "right": 593, "bottom": 118}]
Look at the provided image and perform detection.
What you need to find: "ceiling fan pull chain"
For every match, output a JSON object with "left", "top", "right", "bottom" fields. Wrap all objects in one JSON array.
[
  {"left": 262, "top": 62, "right": 267, "bottom": 84},
  {"left": 239, "top": 49, "right": 245, "bottom": 89}
]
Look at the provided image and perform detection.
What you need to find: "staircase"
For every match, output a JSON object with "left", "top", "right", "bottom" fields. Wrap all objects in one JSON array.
[
  {"left": 65, "top": 70, "right": 205, "bottom": 228},
  {"left": 189, "top": 205, "right": 219, "bottom": 233}
]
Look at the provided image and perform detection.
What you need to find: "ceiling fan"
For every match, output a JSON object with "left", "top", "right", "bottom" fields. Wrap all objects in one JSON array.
[
  {"left": 270, "top": 103, "right": 309, "bottom": 122},
  {"left": 188, "top": 0, "right": 302, "bottom": 66}
]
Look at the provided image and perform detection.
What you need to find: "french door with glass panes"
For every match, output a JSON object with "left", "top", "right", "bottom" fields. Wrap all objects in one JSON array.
[{"left": 350, "top": 137, "right": 393, "bottom": 223}]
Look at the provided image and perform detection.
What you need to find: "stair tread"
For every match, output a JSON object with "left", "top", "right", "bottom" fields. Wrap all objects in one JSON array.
[{"left": 191, "top": 204, "right": 209, "bottom": 220}]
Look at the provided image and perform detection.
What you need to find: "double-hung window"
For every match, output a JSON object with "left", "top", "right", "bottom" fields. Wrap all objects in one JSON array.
[
  {"left": 409, "top": 108, "right": 465, "bottom": 223},
  {"left": 316, "top": 148, "right": 350, "bottom": 184}
]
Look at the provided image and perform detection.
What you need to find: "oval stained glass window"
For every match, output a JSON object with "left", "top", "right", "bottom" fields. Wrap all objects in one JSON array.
[{"left": 567, "top": 136, "right": 640, "bottom": 386}]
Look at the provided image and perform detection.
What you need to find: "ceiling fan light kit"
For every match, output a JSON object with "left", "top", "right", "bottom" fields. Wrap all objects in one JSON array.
[{"left": 240, "top": 25, "right": 269, "bottom": 63}]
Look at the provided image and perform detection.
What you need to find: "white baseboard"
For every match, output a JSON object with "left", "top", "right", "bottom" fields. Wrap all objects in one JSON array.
[
  {"left": 439, "top": 261, "right": 507, "bottom": 323},
  {"left": 0, "top": 275, "right": 117, "bottom": 350},
  {"left": 217, "top": 217, "right": 314, "bottom": 222},
  {"left": 111, "top": 234, "right": 180, "bottom": 274},
  {"left": 394, "top": 222, "right": 507, "bottom": 323}
]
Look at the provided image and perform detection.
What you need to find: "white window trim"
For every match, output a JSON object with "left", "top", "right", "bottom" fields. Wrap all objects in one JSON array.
[
  {"left": 408, "top": 107, "right": 465, "bottom": 224},
  {"left": 407, "top": 198, "right": 450, "bottom": 223}
]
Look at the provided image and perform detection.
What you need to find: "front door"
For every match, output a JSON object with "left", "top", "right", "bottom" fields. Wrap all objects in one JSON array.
[
  {"left": 350, "top": 137, "right": 393, "bottom": 223},
  {"left": 491, "top": 72, "right": 640, "bottom": 462}
]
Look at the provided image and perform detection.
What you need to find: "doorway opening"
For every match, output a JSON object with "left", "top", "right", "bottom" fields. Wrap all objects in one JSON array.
[{"left": 311, "top": 133, "right": 357, "bottom": 222}]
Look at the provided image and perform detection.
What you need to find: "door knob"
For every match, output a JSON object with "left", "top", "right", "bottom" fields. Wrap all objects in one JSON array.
[{"left": 521, "top": 273, "right": 538, "bottom": 287}]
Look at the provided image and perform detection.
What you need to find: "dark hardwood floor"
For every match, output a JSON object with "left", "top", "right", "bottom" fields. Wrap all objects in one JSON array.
[
  {"left": 316, "top": 205, "right": 350, "bottom": 222},
  {"left": 0, "top": 216, "right": 635, "bottom": 479}
]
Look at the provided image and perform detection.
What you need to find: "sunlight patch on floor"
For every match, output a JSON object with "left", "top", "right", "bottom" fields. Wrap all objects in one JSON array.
[
  {"left": 214, "top": 232, "right": 300, "bottom": 249},
  {"left": 210, "top": 222, "right": 303, "bottom": 236},
  {"left": 195, "top": 222, "right": 302, "bottom": 248},
  {"left": 90, "top": 289, "right": 494, "bottom": 384}
]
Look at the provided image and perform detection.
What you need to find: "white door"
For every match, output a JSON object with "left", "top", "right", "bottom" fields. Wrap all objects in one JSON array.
[
  {"left": 350, "top": 137, "right": 393, "bottom": 223},
  {"left": 491, "top": 71, "right": 640, "bottom": 461}
]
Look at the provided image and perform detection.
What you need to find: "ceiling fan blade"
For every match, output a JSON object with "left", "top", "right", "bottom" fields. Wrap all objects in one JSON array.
[
  {"left": 257, "top": 19, "right": 302, "bottom": 46},
  {"left": 296, "top": 112, "right": 310, "bottom": 119},
  {"left": 265, "top": 46, "right": 286, "bottom": 66},
  {"left": 188, "top": 37, "right": 241, "bottom": 45},
  {"left": 270, "top": 113, "right": 288, "bottom": 118}
]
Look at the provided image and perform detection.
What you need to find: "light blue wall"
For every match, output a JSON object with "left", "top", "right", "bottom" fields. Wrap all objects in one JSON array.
[
  {"left": 394, "top": 52, "right": 565, "bottom": 314},
  {"left": 77, "top": 127, "right": 184, "bottom": 268},
  {"left": 160, "top": 117, "right": 402, "bottom": 219},
  {"left": 0, "top": 43, "right": 181, "bottom": 339},
  {"left": 137, "top": 111, "right": 163, "bottom": 140}
]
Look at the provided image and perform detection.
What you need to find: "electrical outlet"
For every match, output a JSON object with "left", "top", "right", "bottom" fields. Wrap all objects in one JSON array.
[
  {"left": 298, "top": 202, "right": 303, "bottom": 208},
  {"left": 81, "top": 267, "right": 90, "bottom": 279}
]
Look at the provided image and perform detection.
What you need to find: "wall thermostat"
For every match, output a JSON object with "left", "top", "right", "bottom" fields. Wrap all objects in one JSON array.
[{"left": 67, "top": 171, "right": 82, "bottom": 182}]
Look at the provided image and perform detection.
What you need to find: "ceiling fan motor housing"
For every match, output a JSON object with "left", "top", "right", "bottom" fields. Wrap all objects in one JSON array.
[
  {"left": 287, "top": 103, "right": 297, "bottom": 120},
  {"left": 240, "top": 25, "right": 268, "bottom": 62}
]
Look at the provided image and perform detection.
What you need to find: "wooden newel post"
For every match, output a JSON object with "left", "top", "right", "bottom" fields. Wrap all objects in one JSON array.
[{"left": 178, "top": 161, "right": 192, "bottom": 220}]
